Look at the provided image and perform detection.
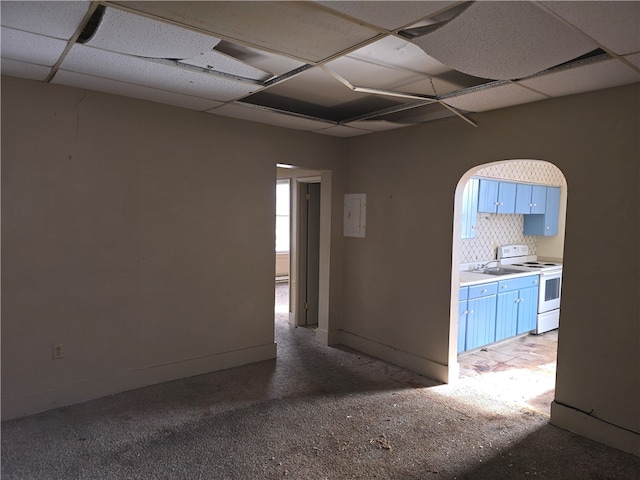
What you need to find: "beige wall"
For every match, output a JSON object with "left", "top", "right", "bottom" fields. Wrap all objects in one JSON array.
[
  {"left": 341, "top": 84, "right": 639, "bottom": 453},
  {"left": 2, "top": 75, "right": 638, "bottom": 454},
  {"left": 1, "top": 76, "right": 344, "bottom": 419}
]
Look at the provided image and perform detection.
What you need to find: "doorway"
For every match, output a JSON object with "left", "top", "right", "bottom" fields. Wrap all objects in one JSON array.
[
  {"left": 275, "top": 166, "right": 327, "bottom": 337},
  {"left": 450, "top": 159, "right": 567, "bottom": 416}
]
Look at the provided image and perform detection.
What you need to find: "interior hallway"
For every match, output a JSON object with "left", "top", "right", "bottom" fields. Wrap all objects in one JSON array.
[{"left": 1, "top": 284, "right": 637, "bottom": 479}]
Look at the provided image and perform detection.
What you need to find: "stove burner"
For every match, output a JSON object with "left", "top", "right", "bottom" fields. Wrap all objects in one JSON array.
[{"left": 524, "top": 261, "right": 540, "bottom": 265}]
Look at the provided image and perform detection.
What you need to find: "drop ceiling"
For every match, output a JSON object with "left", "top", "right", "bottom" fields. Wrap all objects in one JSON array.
[{"left": 2, "top": 1, "right": 639, "bottom": 137}]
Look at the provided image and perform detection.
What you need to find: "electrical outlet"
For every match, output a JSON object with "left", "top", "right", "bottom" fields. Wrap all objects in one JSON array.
[{"left": 52, "top": 343, "right": 64, "bottom": 359}]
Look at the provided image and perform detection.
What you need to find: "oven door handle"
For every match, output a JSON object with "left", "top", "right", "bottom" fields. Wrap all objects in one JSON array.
[{"left": 539, "top": 270, "right": 562, "bottom": 277}]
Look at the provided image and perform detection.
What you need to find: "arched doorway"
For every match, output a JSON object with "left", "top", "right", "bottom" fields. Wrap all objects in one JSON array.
[{"left": 449, "top": 159, "right": 567, "bottom": 415}]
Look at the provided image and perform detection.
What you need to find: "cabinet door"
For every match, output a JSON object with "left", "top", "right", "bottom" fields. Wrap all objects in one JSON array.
[
  {"left": 461, "top": 178, "right": 479, "bottom": 239},
  {"left": 495, "top": 291, "right": 519, "bottom": 341},
  {"left": 516, "top": 286, "right": 538, "bottom": 334},
  {"left": 496, "top": 182, "right": 516, "bottom": 214},
  {"left": 465, "top": 295, "right": 497, "bottom": 350},
  {"left": 524, "top": 186, "right": 561, "bottom": 236},
  {"left": 530, "top": 185, "right": 547, "bottom": 214},
  {"left": 544, "top": 187, "right": 560, "bottom": 236},
  {"left": 477, "top": 179, "right": 499, "bottom": 213},
  {"left": 514, "top": 183, "right": 533, "bottom": 214},
  {"left": 458, "top": 299, "right": 468, "bottom": 353}
]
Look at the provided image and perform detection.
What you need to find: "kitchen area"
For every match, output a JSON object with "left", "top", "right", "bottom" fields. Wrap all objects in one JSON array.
[{"left": 455, "top": 160, "right": 566, "bottom": 415}]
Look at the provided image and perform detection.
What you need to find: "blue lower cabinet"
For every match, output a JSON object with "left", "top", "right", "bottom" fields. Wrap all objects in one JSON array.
[
  {"left": 458, "top": 287, "right": 469, "bottom": 353},
  {"left": 463, "top": 282, "right": 498, "bottom": 351},
  {"left": 496, "top": 276, "right": 539, "bottom": 338},
  {"left": 496, "top": 290, "right": 519, "bottom": 341},
  {"left": 458, "top": 298, "right": 468, "bottom": 353},
  {"left": 516, "top": 286, "right": 538, "bottom": 334},
  {"left": 466, "top": 295, "right": 497, "bottom": 350},
  {"left": 459, "top": 276, "right": 538, "bottom": 353}
]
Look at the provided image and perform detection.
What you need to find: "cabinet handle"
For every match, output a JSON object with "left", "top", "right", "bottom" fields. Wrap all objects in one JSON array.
[
  {"left": 501, "top": 285, "right": 507, "bottom": 289},
  {"left": 481, "top": 289, "right": 487, "bottom": 293},
  {"left": 469, "top": 309, "right": 474, "bottom": 314}
]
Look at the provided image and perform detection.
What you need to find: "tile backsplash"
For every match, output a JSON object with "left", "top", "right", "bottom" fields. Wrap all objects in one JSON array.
[
  {"left": 460, "top": 160, "right": 565, "bottom": 263},
  {"left": 474, "top": 160, "right": 566, "bottom": 186}
]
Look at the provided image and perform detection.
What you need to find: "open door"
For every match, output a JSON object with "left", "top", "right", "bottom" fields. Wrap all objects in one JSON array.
[{"left": 300, "top": 182, "right": 320, "bottom": 326}]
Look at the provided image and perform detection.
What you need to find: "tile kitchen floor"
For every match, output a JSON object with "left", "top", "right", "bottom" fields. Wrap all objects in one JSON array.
[{"left": 458, "top": 330, "right": 558, "bottom": 417}]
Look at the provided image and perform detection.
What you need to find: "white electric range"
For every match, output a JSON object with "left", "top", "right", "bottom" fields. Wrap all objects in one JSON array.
[{"left": 497, "top": 244, "right": 562, "bottom": 334}]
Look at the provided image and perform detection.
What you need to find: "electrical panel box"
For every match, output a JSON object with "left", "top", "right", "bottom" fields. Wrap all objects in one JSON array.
[{"left": 344, "top": 194, "right": 366, "bottom": 238}]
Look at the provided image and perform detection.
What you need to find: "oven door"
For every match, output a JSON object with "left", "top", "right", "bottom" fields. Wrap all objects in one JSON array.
[{"left": 539, "top": 270, "right": 562, "bottom": 313}]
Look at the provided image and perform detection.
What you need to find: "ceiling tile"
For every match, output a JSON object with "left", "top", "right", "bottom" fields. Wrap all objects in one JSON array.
[
  {"left": 52, "top": 70, "right": 223, "bottom": 111},
  {"left": 114, "top": 1, "right": 380, "bottom": 62},
  {"left": 1, "top": 27, "right": 67, "bottom": 67},
  {"left": 0, "top": 1, "right": 90, "bottom": 40},
  {"left": 87, "top": 8, "right": 220, "bottom": 59},
  {"left": 541, "top": 1, "right": 640, "bottom": 56},
  {"left": 444, "top": 83, "right": 548, "bottom": 112},
  {"left": 519, "top": 58, "right": 640, "bottom": 97},
  {"left": 180, "top": 50, "right": 271, "bottom": 81},
  {"left": 60, "top": 45, "right": 260, "bottom": 102},
  {"left": 315, "top": 1, "right": 459, "bottom": 31},
  {"left": 413, "top": 1, "right": 597, "bottom": 80},
  {"left": 1, "top": 58, "right": 51, "bottom": 81},
  {"left": 346, "top": 120, "right": 415, "bottom": 132},
  {"left": 624, "top": 53, "right": 640, "bottom": 70},
  {"left": 209, "top": 103, "right": 333, "bottom": 131},
  {"left": 313, "top": 125, "right": 373, "bottom": 137}
]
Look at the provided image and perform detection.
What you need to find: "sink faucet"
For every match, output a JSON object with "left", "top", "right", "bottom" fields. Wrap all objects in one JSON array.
[{"left": 474, "top": 260, "right": 499, "bottom": 271}]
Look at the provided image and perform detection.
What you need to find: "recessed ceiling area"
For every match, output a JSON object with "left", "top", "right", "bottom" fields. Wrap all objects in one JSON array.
[{"left": 1, "top": 1, "right": 639, "bottom": 137}]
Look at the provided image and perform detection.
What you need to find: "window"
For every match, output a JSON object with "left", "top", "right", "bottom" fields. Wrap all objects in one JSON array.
[{"left": 276, "top": 179, "right": 290, "bottom": 253}]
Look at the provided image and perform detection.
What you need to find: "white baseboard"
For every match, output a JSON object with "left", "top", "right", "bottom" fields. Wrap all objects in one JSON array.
[
  {"left": 550, "top": 401, "right": 640, "bottom": 456},
  {"left": 338, "top": 330, "right": 450, "bottom": 383},
  {"left": 2, "top": 343, "right": 277, "bottom": 421}
]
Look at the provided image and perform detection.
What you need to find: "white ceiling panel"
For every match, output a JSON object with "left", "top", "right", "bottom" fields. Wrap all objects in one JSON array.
[
  {"left": 413, "top": 1, "right": 597, "bottom": 80},
  {"left": 1, "top": 58, "right": 51, "bottom": 81},
  {"left": 346, "top": 120, "right": 415, "bottom": 132},
  {"left": 60, "top": 45, "right": 260, "bottom": 102},
  {"left": 519, "top": 59, "right": 640, "bottom": 98},
  {"left": 209, "top": 103, "right": 332, "bottom": 131},
  {"left": 114, "top": 1, "right": 380, "bottom": 62},
  {"left": 87, "top": 8, "right": 220, "bottom": 59},
  {"left": 1, "top": 27, "right": 68, "bottom": 67},
  {"left": 0, "top": 1, "right": 90, "bottom": 40},
  {"left": 315, "top": 1, "right": 459, "bottom": 31},
  {"left": 52, "top": 70, "right": 223, "bottom": 112},
  {"left": 313, "top": 125, "right": 373, "bottom": 137},
  {"left": 541, "top": 1, "right": 640, "bottom": 56},
  {"left": 180, "top": 50, "right": 271, "bottom": 81},
  {"left": 444, "top": 83, "right": 549, "bottom": 112},
  {"left": 624, "top": 53, "right": 640, "bottom": 70}
]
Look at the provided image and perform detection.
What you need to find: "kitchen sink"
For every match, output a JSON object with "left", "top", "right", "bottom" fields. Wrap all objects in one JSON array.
[{"left": 473, "top": 267, "right": 524, "bottom": 276}]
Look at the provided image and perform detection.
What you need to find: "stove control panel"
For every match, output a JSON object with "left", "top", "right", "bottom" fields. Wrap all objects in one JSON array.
[{"left": 497, "top": 244, "right": 529, "bottom": 260}]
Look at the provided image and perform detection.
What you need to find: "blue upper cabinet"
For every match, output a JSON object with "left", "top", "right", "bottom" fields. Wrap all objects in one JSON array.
[
  {"left": 477, "top": 179, "right": 499, "bottom": 213},
  {"left": 524, "top": 186, "right": 561, "bottom": 236},
  {"left": 515, "top": 184, "right": 547, "bottom": 214},
  {"left": 461, "top": 178, "right": 479, "bottom": 239},
  {"left": 478, "top": 179, "right": 516, "bottom": 214}
]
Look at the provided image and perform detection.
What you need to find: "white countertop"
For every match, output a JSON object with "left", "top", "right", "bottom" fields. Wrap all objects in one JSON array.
[{"left": 459, "top": 269, "right": 539, "bottom": 287}]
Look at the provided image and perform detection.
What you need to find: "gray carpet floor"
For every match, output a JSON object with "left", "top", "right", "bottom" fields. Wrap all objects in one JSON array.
[{"left": 2, "top": 293, "right": 639, "bottom": 479}]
